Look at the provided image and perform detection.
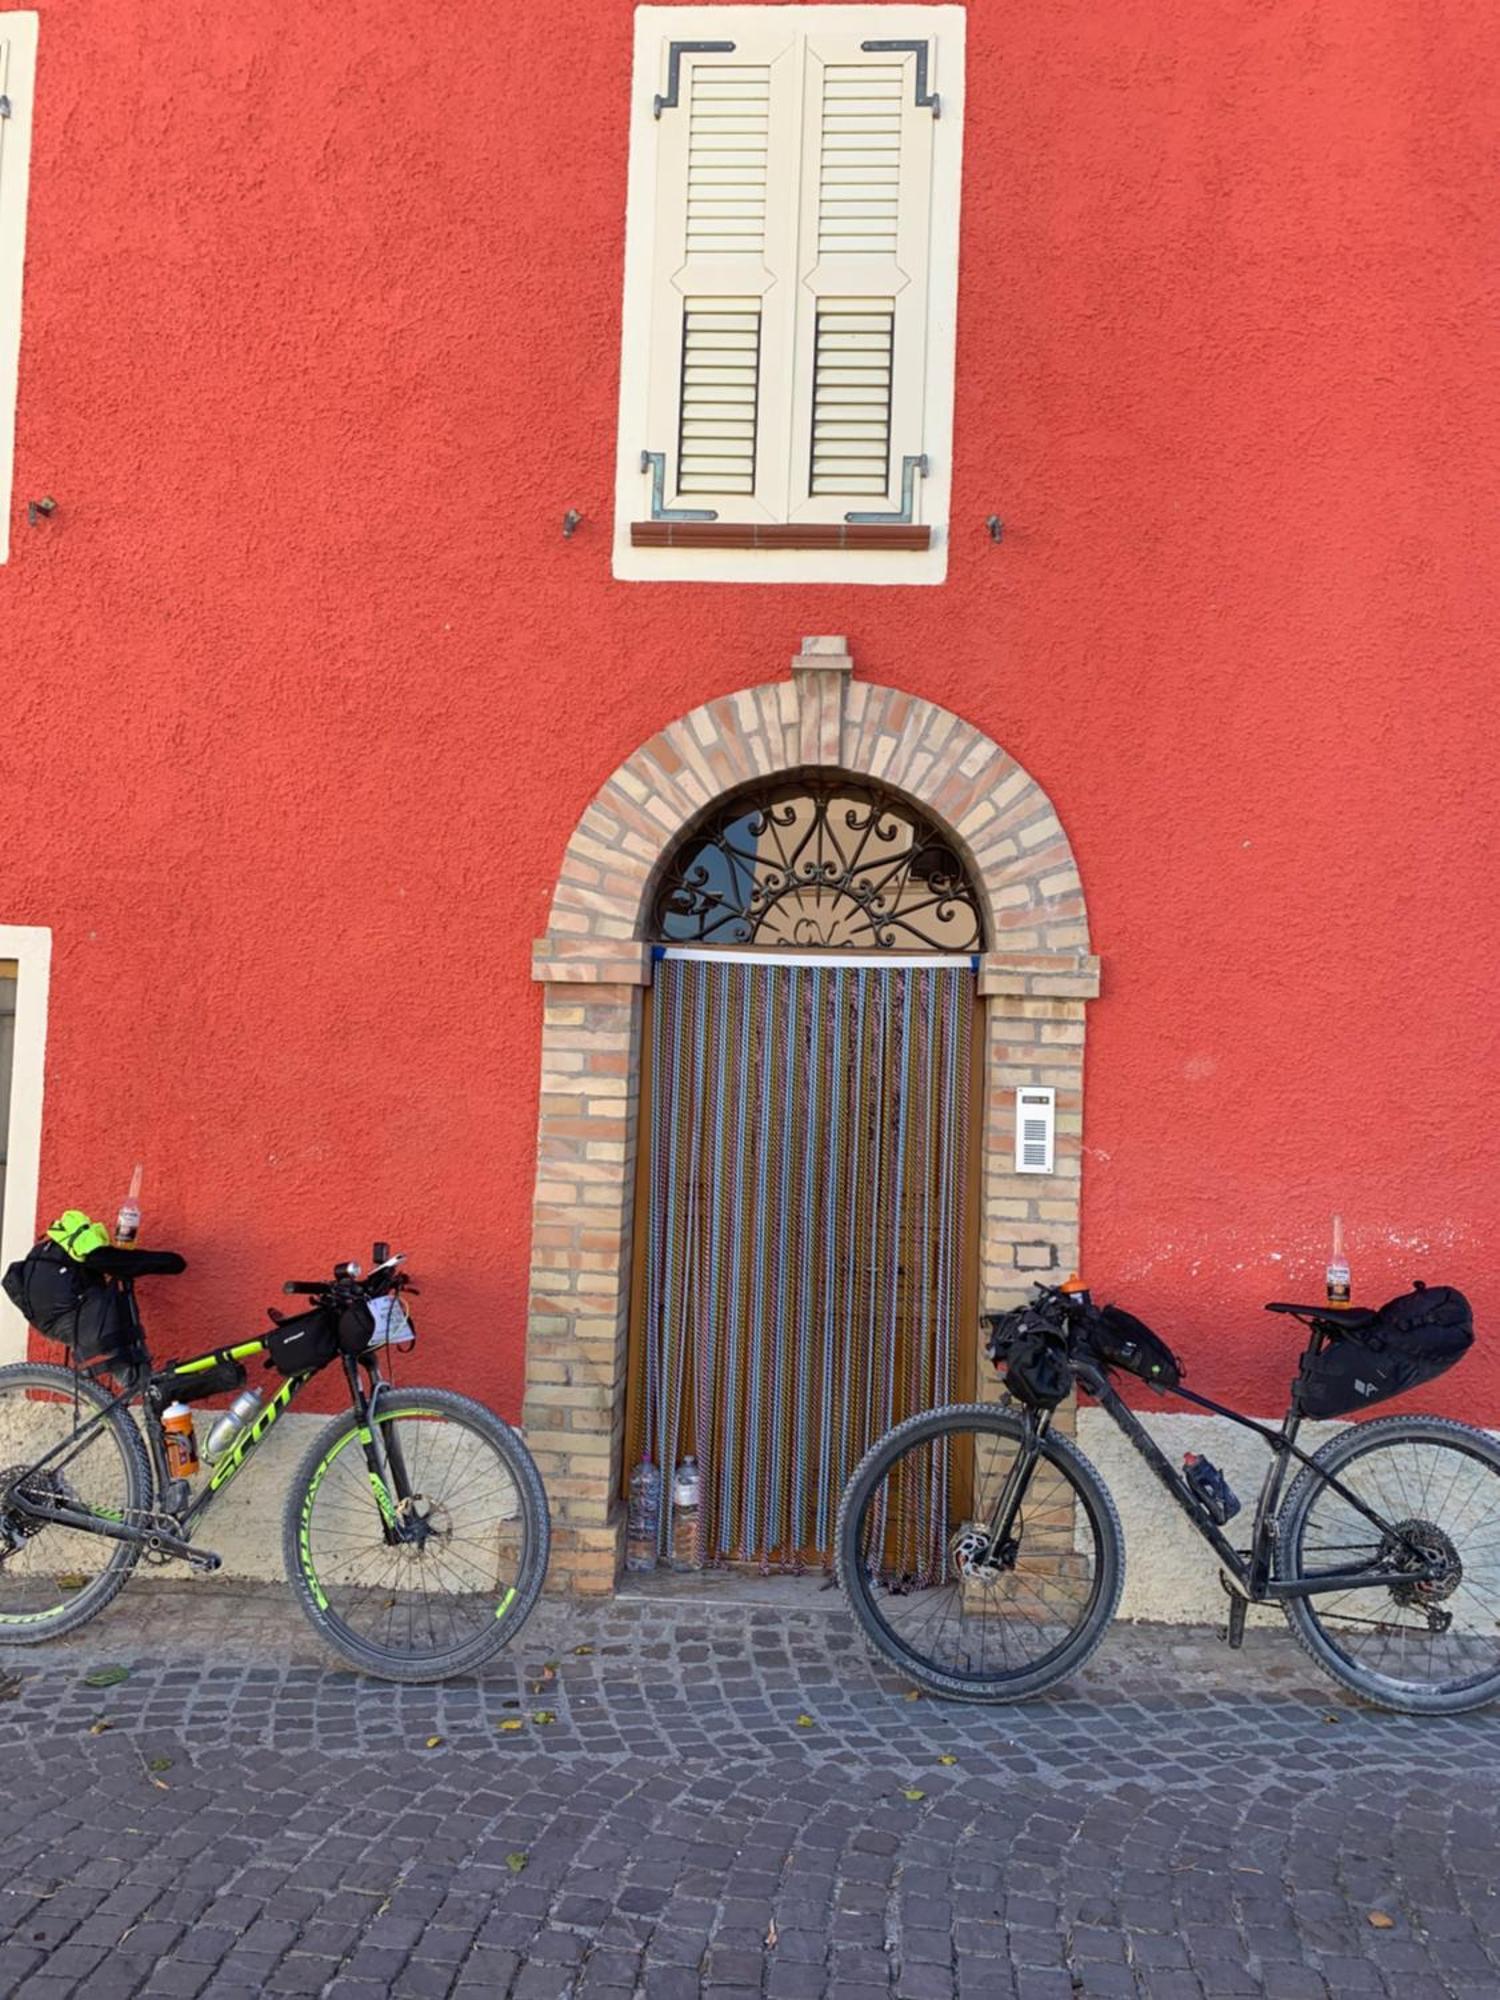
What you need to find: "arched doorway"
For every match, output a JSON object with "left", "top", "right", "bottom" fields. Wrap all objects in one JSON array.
[
  {"left": 525, "top": 638, "right": 1099, "bottom": 1594},
  {"left": 630, "top": 777, "right": 985, "bottom": 1570}
]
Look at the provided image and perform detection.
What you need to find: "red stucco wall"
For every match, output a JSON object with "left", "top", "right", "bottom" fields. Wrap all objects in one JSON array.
[{"left": 2, "top": 0, "right": 1497, "bottom": 1416}]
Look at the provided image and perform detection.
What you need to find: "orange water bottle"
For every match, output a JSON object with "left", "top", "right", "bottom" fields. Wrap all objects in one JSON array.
[
  {"left": 1325, "top": 1214, "right": 1351, "bottom": 1309},
  {"left": 161, "top": 1402, "right": 200, "bottom": 1478}
]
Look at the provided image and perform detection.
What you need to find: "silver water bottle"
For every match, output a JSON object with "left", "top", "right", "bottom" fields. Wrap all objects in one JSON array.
[{"left": 204, "top": 1387, "right": 265, "bottom": 1462}]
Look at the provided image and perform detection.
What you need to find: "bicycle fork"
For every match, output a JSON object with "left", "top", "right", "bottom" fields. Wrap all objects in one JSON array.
[
  {"left": 978, "top": 1407, "right": 1053, "bottom": 1569},
  {"left": 347, "top": 1360, "right": 418, "bottom": 1546}
]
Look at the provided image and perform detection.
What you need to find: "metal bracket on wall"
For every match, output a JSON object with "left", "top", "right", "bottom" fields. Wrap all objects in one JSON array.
[
  {"left": 0, "top": 97, "right": 10, "bottom": 119},
  {"left": 654, "top": 41, "right": 736, "bottom": 118},
  {"left": 641, "top": 452, "right": 718, "bottom": 523},
  {"left": 846, "top": 455, "right": 928, "bottom": 526},
  {"left": 859, "top": 40, "right": 940, "bottom": 115}
]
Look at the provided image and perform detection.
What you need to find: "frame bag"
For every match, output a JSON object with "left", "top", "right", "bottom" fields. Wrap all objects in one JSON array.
[
  {"left": 1090, "top": 1303, "right": 1183, "bottom": 1391},
  {"left": 1, "top": 1240, "right": 137, "bottom": 1367},
  {"left": 1295, "top": 1284, "right": 1473, "bottom": 1420},
  {"left": 266, "top": 1307, "right": 339, "bottom": 1378}
]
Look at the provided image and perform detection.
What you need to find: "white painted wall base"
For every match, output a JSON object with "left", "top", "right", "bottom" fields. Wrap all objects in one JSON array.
[{"left": 1076, "top": 1406, "right": 1345, "bottom": 1625}]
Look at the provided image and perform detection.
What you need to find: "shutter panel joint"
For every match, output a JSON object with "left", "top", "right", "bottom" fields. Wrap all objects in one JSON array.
[
  {"left": 654, "top": 41, "right": 736, "bottom": 118},
  {"left": 845, "top": 453, "right": 927, "bottom": 525},
  {"left": 858, "top": 39, "right": 940, "bottom": 115},
  {"left": 640, "top": 450, "right": 719, "bottom": 522}
]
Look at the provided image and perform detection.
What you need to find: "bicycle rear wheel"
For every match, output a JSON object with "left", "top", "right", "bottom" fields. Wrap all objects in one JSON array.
[
  {"left": 1278, "top": 1414, "right": 1500, "bottom": 1714},
  {"left": 0, "top": 1362, "right": 149, "bottom": 1639},
  {"left": 835, "top": 1402, "right": 1124, "bottom": 1701},
  {"left": 284, "top": 1387, "right": 549, "bottom": 1681}
]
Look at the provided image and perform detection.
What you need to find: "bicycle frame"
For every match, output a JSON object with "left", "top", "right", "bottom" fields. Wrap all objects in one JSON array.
[
  {"left": 4, "top": 1291, "right": 412, "bottom": 1565},
  {"left": 984, "top": 1353, "right": 1450, "bottom": 1605}
]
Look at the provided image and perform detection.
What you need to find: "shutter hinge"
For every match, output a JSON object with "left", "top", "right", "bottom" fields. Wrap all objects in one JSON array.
[
  {"left": 654, "top": 41, "right": 736, "bottom": 118},
  {"left": 0, "top": 97, "right": 11, "bottom": 120},
  {"left": 846, "top": 455, "right": 928, "bottom": 527},
  {"left": 860, "top": 40, "right": 940, "bottom": 116},
  {"left": 641, "top": 451, "right": 718, "bottom": 523}
]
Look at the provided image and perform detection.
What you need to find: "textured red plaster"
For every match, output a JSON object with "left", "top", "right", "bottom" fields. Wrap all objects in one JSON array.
[{"left": 1, "top": 0, "right": 1497, "bottom": 1416}]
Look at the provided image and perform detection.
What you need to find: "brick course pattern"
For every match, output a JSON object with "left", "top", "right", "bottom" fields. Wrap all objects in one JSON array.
[{"left": 527, "top": 639, "right": 1100, "bottom": 1590}]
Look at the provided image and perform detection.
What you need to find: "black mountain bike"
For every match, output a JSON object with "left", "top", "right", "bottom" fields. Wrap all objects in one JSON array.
[
  {"left": 836, "top": 1280, "right": 1500, "bottom": 1715},
  {"left": 0, "top": 1243, "right": 549, "bottom": 1681}
]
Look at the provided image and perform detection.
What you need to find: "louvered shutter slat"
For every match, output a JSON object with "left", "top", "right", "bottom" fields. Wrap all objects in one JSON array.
[{"left": 810, "top": 301, "right": 894, "bottom": 496}]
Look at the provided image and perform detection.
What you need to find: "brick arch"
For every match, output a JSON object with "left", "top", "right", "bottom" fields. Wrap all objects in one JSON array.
[
  {"left": 542, "top": 638, "right": 1090, "bottom": 961},
  {"left": 526, "top": 639, "right": 1100, "bottom": 1593}
]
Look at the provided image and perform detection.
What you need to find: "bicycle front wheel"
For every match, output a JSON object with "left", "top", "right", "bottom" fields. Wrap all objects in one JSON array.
[
  {"left": 284, "top": 1388, "right": 549, "bottom": 1682},
  {"left": 835, "top": 1402, "right": 1124, "bottom": 1701},
  {"left": 0, "top": 1361, "right": 149, "bottom": 1640},
  {"left": 1278, "top": 1414, "right": 1500, "bottom": 1715}
]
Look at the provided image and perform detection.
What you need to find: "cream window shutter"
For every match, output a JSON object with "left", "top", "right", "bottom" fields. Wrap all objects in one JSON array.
[
  {"left": 787, "top": 33, "right": 937, "bottom": 525},
  {"left": 641, "top": 30, "right": 800, "bottom": 525},
  {"left": 0, "top": 14, "right": 38, "bottom": 567}
]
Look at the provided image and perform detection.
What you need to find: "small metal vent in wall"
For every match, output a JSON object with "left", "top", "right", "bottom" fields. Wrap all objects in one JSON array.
[{"left": 1015, "top": 1087, "right": 1055, "bottom": 1174}]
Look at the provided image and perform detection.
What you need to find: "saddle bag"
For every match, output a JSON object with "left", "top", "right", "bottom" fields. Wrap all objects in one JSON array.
[
  {"left": 2, "top": 1239, "right": 138, "bottom": 1367},
  {"left": 1091, "top": 1303, "right": 1183, "bottom": 1392},
  {"left": 1294, "top": 1284, "right": 1473, "bottom": 1420}
]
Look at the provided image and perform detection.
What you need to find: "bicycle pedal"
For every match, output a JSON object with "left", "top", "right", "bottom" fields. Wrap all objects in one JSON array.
[{"left": 186, "top": 1549, "right": 222, "bottom": 1574}]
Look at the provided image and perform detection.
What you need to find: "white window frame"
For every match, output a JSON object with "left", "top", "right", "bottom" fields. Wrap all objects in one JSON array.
[
  {"left": 0, "top": 925, "right": 49, "bottom": 1364},
  {"left": 614, "top": 5, "right": 965, "bottom": 585},
  {"left": 0, "top": 13, "right": 38, "bottom": 568}
]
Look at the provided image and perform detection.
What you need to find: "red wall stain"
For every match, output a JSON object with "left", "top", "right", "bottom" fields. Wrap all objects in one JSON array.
[{"left": 3, "top": 1, "right": 1497, "bottom": 1418}]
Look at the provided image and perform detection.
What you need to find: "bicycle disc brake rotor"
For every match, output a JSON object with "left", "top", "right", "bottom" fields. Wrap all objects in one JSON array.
[
  {"left": 949, "top": 1522, "right": 1016, "bottom": 1585},
  {"left": 1385, "top": 1518, "right": 1462, "bottom": 1610},
  {"left": 394, "top": 1492, "right": 452, "bottom": 1554}
]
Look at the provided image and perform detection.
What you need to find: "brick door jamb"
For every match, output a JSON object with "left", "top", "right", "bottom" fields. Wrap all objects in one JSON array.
[{"left": 526, "top": 637, "right": 1100, "bottom": 1591}]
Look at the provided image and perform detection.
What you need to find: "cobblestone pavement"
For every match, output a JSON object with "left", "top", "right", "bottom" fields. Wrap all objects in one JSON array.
[{"left": 0, "top": 1581, "right": 1496, "bottom": 1999}]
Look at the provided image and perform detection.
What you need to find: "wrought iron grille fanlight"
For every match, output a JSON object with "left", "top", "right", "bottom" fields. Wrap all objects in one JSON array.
[{"left": 651, "top": 778, "right": 983, "bottom": 951}]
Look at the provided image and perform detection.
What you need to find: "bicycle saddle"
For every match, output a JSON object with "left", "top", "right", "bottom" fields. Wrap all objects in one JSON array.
[
  {"left": 83, "top": 1246, "right": 187, "bottom": 1278},
  {"left": 1265, "top": 1299, "right": 1377, "bottom": 1327}
]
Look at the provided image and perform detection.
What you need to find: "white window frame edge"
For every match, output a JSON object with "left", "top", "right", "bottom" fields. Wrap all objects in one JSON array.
[
  {"left": 0, "top": 13, "right": 38, "bottom": 567},
  {"left": 613, "top": 4, "right": 965, "bottom": 586},
  {"left": 0, "top": 924, "right": 49, "bottom": 1363}
]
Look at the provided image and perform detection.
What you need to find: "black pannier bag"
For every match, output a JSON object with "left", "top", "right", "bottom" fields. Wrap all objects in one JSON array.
[
  {"left": 1295, "top": 1284, "right": 1474, "bottom": 1420},
  {"left": 986, "top": 1307, "right": 1072, "bottom": 1410},
  {"left": 266, "top": 1306, "right": 339, "bottom": 1378},
  {"left": 2, "top": 1241, "right": 137, "bottom": 1366},
  {"left": 1091, "top": 1303, "right": 1183, "bottom": 1392}
]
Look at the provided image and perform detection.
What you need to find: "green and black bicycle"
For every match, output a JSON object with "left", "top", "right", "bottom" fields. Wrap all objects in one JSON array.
[{"left": 0, "top": 1237, "right": 549, "bottom": 1680}]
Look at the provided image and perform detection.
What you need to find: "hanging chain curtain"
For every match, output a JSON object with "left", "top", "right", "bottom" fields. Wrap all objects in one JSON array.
[{"left": 639, "top": 954, "right": 973, "bottom": 1569}]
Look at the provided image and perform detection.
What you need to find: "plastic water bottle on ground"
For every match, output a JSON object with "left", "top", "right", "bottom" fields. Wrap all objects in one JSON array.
[
  {"left": 671, "top": 1455, "right": 702, "bottom": 1572},
  {"left": 625, "top": 1456, "right": 661, "bottom": 1571}
]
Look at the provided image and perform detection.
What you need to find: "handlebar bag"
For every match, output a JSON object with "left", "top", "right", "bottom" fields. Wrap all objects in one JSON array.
[
  {"left": 1294, "top": 1284, "right": 1473, "bottom": 1419},
  {"left": 987, "top": 1307, "right": 1072, "bottom": 1410},
  {"left": 3, "top": 1241, "right": 137, "bottom": 1366},
  {"left": 266, "top": 1306, "right": 339, "bottom": 1378},
  {"left": 1091, "top": 1304, "right": 1183, "bottom": 1391}
]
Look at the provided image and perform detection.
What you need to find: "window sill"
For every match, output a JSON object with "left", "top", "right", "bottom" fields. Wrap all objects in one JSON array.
[{"left": 630, "top": 521, "right": 932, "bottom": 551}]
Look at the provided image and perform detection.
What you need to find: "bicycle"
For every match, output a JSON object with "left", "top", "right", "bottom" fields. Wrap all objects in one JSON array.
[
  {"left": 0, "top": 1241, "right": 549, "bottom": 1681},
  {"left": 835, "top": 1278, "right": 1500, "bottom": 1714}
]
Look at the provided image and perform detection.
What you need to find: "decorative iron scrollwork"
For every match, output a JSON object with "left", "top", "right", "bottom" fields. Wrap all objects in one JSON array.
[{"left": 651, "top": 778, "right": 983, "bottom": 951}]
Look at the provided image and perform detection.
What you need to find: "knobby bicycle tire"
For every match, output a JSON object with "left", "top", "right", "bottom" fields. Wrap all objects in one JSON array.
[
  {"left": 283, "top": 1387, "right": 550, "bottom": 1682},
  {"left": 1277, "top": 1413, "right": 1500, "bottom": 1716},
  {"left": 0, "top": 1361, "right": 150, "bottom": 1641},
  {"left": 835, "top": 1401, "right": 1125, "bottom": 1701}
]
